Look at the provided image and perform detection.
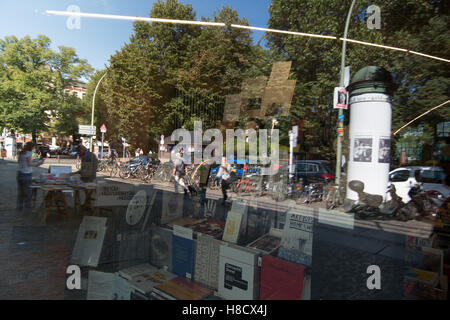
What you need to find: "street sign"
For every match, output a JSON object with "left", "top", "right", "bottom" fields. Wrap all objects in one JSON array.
[
  {"left": 100, "top": 124, "right": 107, "bottom": 133},
  {"left": 79, "top": 125, "right": 96, "bottom": 135}
]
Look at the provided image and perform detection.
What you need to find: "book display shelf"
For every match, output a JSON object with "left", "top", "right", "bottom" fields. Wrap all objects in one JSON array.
[{"left": 65, "top": 181, "right": 449, "bottom": 300}]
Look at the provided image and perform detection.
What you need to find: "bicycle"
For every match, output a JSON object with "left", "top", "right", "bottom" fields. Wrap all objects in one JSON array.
[
  {"left": 109, "top": 159, "right": 122, "bottom": 177},
  {"left": 323, "top": 177, "right": 347, "bottom": 210}
]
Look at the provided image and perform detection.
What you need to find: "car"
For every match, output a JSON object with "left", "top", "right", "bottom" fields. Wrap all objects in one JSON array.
[
  {"left": 37, "top": 144, "right": 50, "bottom": 157},
  {"left": 125, "top": 156, "right": 149, "bottom": 166},
  {"left": 389, "top": 166, "right": 449, "bottom": 203},
  {"left": 294, "top": 160, "right": 335, "bottom": 185}
]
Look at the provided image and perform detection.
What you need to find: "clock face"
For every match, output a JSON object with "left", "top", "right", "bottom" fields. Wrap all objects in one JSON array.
[{"left": 126, "top": 190, "right": 147, "bottom": 226}]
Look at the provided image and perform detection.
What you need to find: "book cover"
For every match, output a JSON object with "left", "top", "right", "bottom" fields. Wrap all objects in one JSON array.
[
  {"left": 171, "top": 218, "right": 226, "bottom": 239},
  {"left": 222, "top": 211, "right": 243, "bottom": 243},
  {"left": 404, "top": 267, "right": 439, "bottom": 287},
  {"left": 71, "top": 216, "right": 107, "bottom": 267},
  {"left": 153, "top": 277, "right": 213, "bottom": 300},
  {"left": 172, "top": 233, "right": 195, "bottom": 279},
  {"left": 260, "top": 255, "right": 305, "bottom": 300},
  {"left": 87, "top": 271, "right": 131, "bottom": 300},
  {"left": 278, "top": 211, "right": 313, "bottom": 267},
  {"left": 218, "top": 244, "right": 260, "bottom": 300},
  {"left": 128, "top": 268, "right": 177, "bottom": 295},
  {"left": 118, "top": 263, "right": 157, "bottom": 281},
  {"left": 149, "top": 226, "right": 173, "bottom": 270},
  {"left": 194, "top": 235, "right": 222, "bottom": 290},
  {"left": 168, "top": 217, "right": 207, "bottom": 228},
  {"left": 247, "top": 228, "right": 282, "bottom": 254},
  {"left": 161, "top": 191, "right": 184, "bottom": 225}
]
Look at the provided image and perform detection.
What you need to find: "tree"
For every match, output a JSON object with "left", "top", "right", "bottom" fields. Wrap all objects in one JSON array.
[
  {"left": 0, "top": 35, "right": 93, "bottom": 141},
  {"left": 266, "top": 0, "right": 449, "bottom": 161},
  {"left": 99, "top": 0, "right": 268, "bottom": 153}
]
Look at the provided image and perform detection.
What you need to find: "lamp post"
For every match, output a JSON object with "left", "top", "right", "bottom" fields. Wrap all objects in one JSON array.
[
  {"left": 335, "top": 0, "right": 356, "bottom": 186},
  {"left": 90, "top": 72, "right": 107, "bottom": 152}
]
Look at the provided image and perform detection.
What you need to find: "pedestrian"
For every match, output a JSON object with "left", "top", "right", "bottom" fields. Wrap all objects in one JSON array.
[
  {"left": 217, "top": 157, "right": 231, "bottom": 204},
  {"left": 17, "top": 142, "right": 44, "bottom": 213},
  {"left": 70, "top": 145, "right": 98, "bottom": 183},
  {"left": 69, "top": 145, "right": 98, "bottom": 211},
  {"left": 198, "top": 159, "right": 212, "bottom": 205},
  {"left": 172, "top": 152, "right": 188, "bottom": 195}
]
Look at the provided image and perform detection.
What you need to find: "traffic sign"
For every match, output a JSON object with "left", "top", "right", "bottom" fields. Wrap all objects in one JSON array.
[
  {"left": 100, "top": 124, "right": 107, "bottom": 133},
  {"left": 79, "top": 125, "right": 96, "bottom": 135}
]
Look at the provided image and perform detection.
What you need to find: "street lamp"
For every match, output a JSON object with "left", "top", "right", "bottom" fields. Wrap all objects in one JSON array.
[
  {"left": 90, "top": 72, "right": 107, "bottom": 152},
  {"left": 335, "top": 0, "right": 356, "bottom": 186}
]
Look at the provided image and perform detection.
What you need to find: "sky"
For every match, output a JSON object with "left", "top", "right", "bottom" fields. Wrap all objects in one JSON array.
[{"left": 0, "top": 0, "right": 272, "bottom": 72}]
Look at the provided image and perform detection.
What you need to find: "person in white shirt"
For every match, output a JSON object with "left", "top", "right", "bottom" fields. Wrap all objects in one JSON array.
[
  {"left": 216, "top": 157, "right": 231, "bottom": 204},
  {"left": 17, "top": 142, "right": 43, "bottom": 213}
]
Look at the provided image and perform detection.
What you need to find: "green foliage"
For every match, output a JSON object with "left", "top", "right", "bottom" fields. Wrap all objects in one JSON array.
[
  {"left": 266, "top": 0, "right": 449, "bottom": 160},
  {"left": 0, "top": 35, "right": 93, "bottom": 139},
  {"left": 97, "top": 0, "right": 267, "bottom": 153}
]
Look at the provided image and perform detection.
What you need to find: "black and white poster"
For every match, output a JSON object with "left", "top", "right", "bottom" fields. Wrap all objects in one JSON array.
[
  {"left": 333, "top": 87, "right": 348, "bottom": 109},
  {"left": 353, "top": 137, "right": 373, "bottom": 163},
  {"left": 378, "top": 138, "right": 391, "bottom": 163}
]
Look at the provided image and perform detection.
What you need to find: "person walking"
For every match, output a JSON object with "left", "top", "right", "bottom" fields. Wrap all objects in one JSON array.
[
  {"left": 172, "top": 152, "right": 188, "bottom": 195},
  {"left": 198, "top": 159, "right": 212, "bottom": 205},
  {"left": 217, "top": 157, "right": 231, "bottom": 204},
  {"left": 17, "top": 142, "right": 44, "bottom": 213}
]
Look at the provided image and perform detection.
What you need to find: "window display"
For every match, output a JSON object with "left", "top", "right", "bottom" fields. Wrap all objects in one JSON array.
[{"left": 1, "top": 0, "right": 449, "bottom": 306}]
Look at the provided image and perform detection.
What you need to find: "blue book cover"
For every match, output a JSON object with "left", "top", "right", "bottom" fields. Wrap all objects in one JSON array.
[{"left": 172, "top": 234, "right": 195, "bottom": 279}]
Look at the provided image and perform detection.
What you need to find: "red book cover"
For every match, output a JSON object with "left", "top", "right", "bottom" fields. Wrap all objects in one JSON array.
[{"left": 260, "top": 255, "right": 305, "bottom": 300}]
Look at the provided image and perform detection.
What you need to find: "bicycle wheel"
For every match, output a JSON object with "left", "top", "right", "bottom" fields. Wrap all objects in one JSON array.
[
  {"left": 110, "top": 165, "right": 118, "bottom": 177},
  {"left": 236, "top": 180, "right": 251, "bottom": 195},
  {"left": 119, "top": 166, "right": 131, "bottom": 179}
]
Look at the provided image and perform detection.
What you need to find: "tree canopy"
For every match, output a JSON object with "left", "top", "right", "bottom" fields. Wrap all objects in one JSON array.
[{"left": 0, "top": 35, "right": 93, "bottom": 140}]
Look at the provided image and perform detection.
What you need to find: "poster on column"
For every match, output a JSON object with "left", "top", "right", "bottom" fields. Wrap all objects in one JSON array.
[
  {"left": 378, "top": 138, "right": 391, "bottom": 164},
  {"left": 353, "top": 137, "right": 373, "bottom": 163}
]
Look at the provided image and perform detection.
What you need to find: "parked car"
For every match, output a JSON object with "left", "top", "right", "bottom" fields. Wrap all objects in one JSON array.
[
  {"left": 125, "top": 156, "right": 149, "bottom": 166},
  {"left": 97, "top": 147, "right": 117, "bottom": 159},
  {"left": 389, "top": 166, "right": 449, "bottom": 203},
  {"left": 37, "top": 144, "right": 50, "bottom": 157},
  {"left": 294, "top": 160, "right": 335, "bottom": 184}
]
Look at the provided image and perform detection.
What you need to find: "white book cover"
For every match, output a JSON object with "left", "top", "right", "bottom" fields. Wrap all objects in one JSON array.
[
  {"left": 222, "top": 211, "right": 243, "bottom": 243},
  {"left": 194, "top": 235, "right": 222, "bottom": 290},
  {"left": 118, "top": 263, "right": 158, "bottom": 281},
  {"left": 87, "top": 271, "right": 115, "bottom": 300},
  {"left": 71, "top": 216, "right": 107, "bottom": 267},
  {"left": 87, "top": 271, "right": 131, "bottom": 300},
  {"left": 278, "top": 210, "right": 313, "bottom": 267},
  {"left": 218, "top": 244, "right": 260, "bottom": 300}
]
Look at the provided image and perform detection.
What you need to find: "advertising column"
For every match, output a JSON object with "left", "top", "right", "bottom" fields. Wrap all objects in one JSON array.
[{"left": 346, "top": 66, "right": 396, "bottom": 201}]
